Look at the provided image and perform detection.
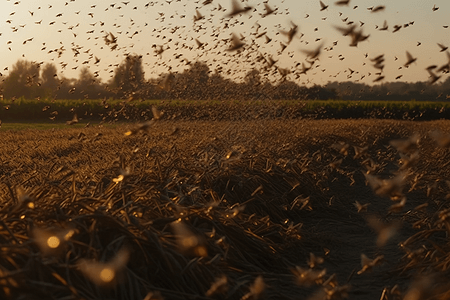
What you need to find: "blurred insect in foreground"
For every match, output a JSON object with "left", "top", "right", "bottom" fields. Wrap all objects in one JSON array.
[
  {"left": 241, "top": 275, "right": 265, "bottom": 300},
  {"left": 113, "top": 167, "right": 131, "bottom": 183},
  {"left": 9, "top": 186, "right": 35, "bottom": 215},
  {"left": 16, "top": 186, "right": 34, "bottom": 207},
  {"left": 430, "top": 130, "right": 450, "bottom": 147},
  {"left": 354, "top": 200, "right": 370, "bottom": 213},
  {"left": 221, "top": 150, "right": 242, "bottom": 168},
  {"left": 158, "top": 72, "right": 174, "bottom": 91},
  {"left": 363, "top": 172, "right": 406, "bottom": 201},
  {"left": 389, "top": 133, "right": 420, "bottom": 153},
  {"left": 125, "top": 106, "right": 163, "bottom": 136},
  {"left": 66, "top": 113, "right": 78, "bottom": 125},
  {"left": 32, "top": 227, "right": 77, "bottom": 256},
  {"left": 205, "top": 275, "right": 228, "bottom": 297},
  {"left": 291, "top": 266, "right": 327, "bottom": 287},
  {"left": 357, "top": 253, "right": 384, "bottom": 275},
  {"left": 403, "top": 276, "right": 436, "bottom": 300},
  {"left": 171, "top": 219, "right": 207, "bottom": 257},
  {"left": 367, "top": 215, "right": 401, "bottom": 247},
  {"left": 308, "top": 252, "right": 324, "bottom": 269},
  {"left": 77, "top": 247, "right": 129, "bottom": 287}
]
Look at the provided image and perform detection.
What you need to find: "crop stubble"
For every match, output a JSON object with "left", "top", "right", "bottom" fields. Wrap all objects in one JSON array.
[{"left": 0, "top": 119, "right": 450, "bottom": 299}]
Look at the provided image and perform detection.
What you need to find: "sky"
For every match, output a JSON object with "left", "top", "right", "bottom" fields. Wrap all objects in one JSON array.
[{"left": 0, "top": 0, "right": 449, "bottom": 87}]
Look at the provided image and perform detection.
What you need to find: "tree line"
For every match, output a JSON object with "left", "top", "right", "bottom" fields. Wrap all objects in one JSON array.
[{"left": 0, "top": 54, "right": 449, "bottom": 101}]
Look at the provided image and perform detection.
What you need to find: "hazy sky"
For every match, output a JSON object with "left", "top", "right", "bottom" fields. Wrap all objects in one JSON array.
[{"left": 0, "top": 0, "right": 449, "bottom": 86}]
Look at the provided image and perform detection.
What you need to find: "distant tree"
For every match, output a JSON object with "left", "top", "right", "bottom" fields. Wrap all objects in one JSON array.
[
  {"left": 243, "top": 69, "right": 263, "bottom": 99},
  {"left": 273, "top": 80, "right": 308, "bottom": 100},
  {"left": 441, "top": 76, "right": 450, "bottom": 88},
  {"left": 177, "top": 61, "right": 211, "bottom": 99},
  {"left": 208, "top": 71, "right": 232, "bottom": 99},
  {"left": 54, "top": 77, "right": 77, "bottom": 99},
  {"left": 2, "top": 59, "right": 40, "bottom": 99},
  {"left": 111, "top": 54, "right": 144, "bottom": 98},
  {"left": 440, "top": 76, "right": 450, "bottom": 96},
  {"left": 78, "top": 67, "right": 96, "bottom": 87},
  {"left": 68, "top": 67, "right": 104, "bottom": 99},
  {"left": 40, "top": 63, "right": 59, "bottom": 98},
  {"left": 186, "top": 61, "right": 210, "bottom": 86},
  {"left": 244, "top": 69, "right": 261, "bottom": 87}
]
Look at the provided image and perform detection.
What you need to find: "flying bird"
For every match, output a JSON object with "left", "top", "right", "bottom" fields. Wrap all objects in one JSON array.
[
  {"left": 378, "top": 20, "right": 388, "bottom": 31},
  {"left": 226, "top": 33, "right": 245, "bottom": 51},
  {"left": 370, "top": 5, "right": 385, "bottom": 12},
  {"left": 373, "top": 75, "right": 385, "bottom": 82},
  {"left": 301, "top": 43, "right": 323, "bottom": 59},
  {"left": 195, "top": 39, "right": 205, "bottom": 49},
  {"left": 265, "top": 55, "right": 277, "bottom": 67},
  {"left": 335, "top": 0, "right": 350, "bottom": 5},
  {"left": 280, "top": 21, "right": 298, "bottom": 44},
  {"left": 393, "top": 24, "right": 402, "bottom": 33},
  {"left": 334, "top": 24, "right": 357, "bottom": 36},
  {"left": 438, "top": 43, "right": 448, "bottom": 52},
  {"left": 193, "top": 9, "right": 204, "bottom": 22},
  {"left": 262, "top": 3, "right": 276, "bottom": 17},
  {"left": 437, "top": 51, "right": 450, "bottom": 72},
  {"left": 349, "top": 29, "right": 370, "bottom": 46},
  {"left": 319, "top": 1, "right": 329, "bottom": 11},
  {"left": 298, "top": 62, "right": 312, "bottom": 74},
  {"left": 226, "top": 0, "right": 253, "bottom": 17},
  {"left": 404, "top": 51, "right": 417, "bottom": 67},
  {"left": 427, "top": 68, "right": 441, "bottom": 84},
  {"left": 277, "top": 66, "right": 291, "bottom": 78}
]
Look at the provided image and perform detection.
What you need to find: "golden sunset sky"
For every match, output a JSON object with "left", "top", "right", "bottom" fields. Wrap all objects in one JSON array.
[{"left": 0, "top": 0, "right": 448, "bottom": 85}]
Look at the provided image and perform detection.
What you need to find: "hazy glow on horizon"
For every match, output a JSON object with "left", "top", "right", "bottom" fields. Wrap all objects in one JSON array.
[{"left": 0, "top": 0, "right": 448, "bottom": 86}]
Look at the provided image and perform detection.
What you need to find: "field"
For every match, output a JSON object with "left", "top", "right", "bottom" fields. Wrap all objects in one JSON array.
[
  {"left": 1, "top": 115, "right": 450, "bottom": 299},
  {"left": 2, "top": 99, "right": 450, "bottom": 123}
]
